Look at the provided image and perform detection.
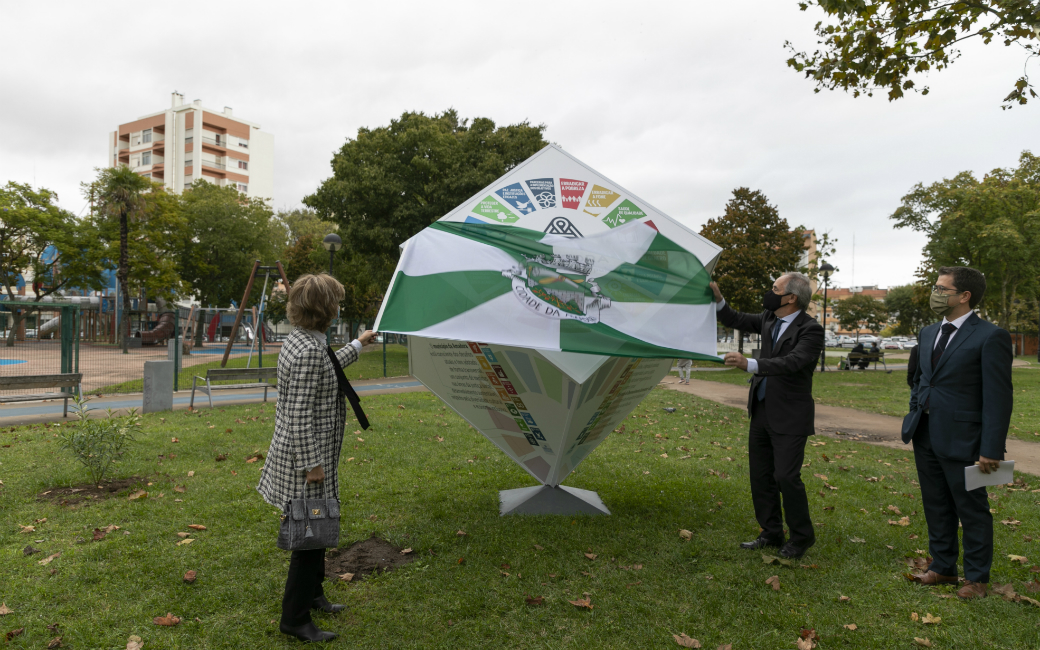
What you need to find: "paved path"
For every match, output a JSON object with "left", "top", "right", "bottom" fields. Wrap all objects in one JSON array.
[
  {"left": 659, "top": 376, "right": 1040, "bottom": 476},
  {"left": 0, "top": 377, "right": 427, "bottom": 426}
]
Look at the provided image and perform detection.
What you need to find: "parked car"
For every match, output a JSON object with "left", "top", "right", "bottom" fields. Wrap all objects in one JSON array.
[
  {"left": 881, "top": 339, "right": 902, "bottom": 350},
  {"left": 841, "top": 335, "right": 878, "bottom": 348}
]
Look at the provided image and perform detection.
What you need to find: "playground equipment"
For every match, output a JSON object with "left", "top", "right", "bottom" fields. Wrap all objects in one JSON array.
[
  {"left": 221, "top": 260, "right": 289, "bottom": 368},
  {"left": 39, "top": 316, "right": 61, "bottom": 339},
  {"left": 137, "top": 311, "right": 177, "bottom": 345}
]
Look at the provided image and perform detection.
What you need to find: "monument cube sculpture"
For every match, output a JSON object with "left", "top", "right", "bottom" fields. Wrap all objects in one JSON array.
[{"left": 375, "top": 145, "right": 722, "bottom": 515}]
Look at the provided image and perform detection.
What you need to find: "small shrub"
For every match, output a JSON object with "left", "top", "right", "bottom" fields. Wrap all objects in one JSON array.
[{"left": 58, "top": 397, "right": 141, "bottom": 485}]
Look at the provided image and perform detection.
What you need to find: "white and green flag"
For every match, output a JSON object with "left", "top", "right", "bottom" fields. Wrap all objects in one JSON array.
[{"left": 375, "top": 145, "right": 723, "bottom": 360}]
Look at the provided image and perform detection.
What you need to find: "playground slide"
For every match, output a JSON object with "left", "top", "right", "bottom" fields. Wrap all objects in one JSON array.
[
  {"left": 138, "top": 312, "right": 176, "bottom": 345},
  {"left": 39, "top": 316, "right": 61, "bottom": 339}
]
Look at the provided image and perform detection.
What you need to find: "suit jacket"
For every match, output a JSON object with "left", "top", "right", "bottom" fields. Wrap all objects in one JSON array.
[
  {"left": 901, "top": 313, "right": 1013, "bottom": 461},
  {"left": 257, "top": 328, "right": 360, "bottom": 509},
  {"left": 717, "top": 303, "right": 825, "bottom": 436},
  {"left": 906, "top": 345, "right": 919, "bottom": 389}
]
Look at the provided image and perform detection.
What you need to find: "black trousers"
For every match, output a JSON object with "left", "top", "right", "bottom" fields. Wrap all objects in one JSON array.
[
  {"left": 913, "top": 413, "right": 993, "bottom": 583},
  {"left": 748, "top": 401, "right": 814, "bottom": 545},
  {"left": 280, "top": 548, "right": 326, "bottom": 627}
]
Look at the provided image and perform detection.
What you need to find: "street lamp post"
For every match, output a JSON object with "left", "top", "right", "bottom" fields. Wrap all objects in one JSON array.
[
  {"left": 322, "top": 233, "right": 343, "bottom": 345},
  {"left": 819, "top": 262, "right": 834, "bottom": 372}
]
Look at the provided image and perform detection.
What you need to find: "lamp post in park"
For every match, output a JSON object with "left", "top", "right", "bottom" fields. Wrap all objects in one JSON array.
[
  {"left": 322, "top": 233, "right": 342, "bottom": 345},
  {"left": 819, "top": 262, "right": 835, "bottom": 372}
]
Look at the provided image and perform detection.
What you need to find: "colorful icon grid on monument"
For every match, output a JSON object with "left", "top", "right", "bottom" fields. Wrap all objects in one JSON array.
[
  {"left": 407, "top": 336, "right": 673, "bottom": 486},
  {"left": 377, "top": 145, "right": 724, "bottom": 363}
]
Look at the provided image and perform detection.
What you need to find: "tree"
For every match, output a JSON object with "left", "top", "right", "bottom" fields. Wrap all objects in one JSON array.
[
  {"left": 890, "top": 150, "right": 1040, "bottom": 329},
  {"left": 177, "top": 182, "right": 279, "bottom": 346},
  {"left": 834, "top": 293, "right": 890, "bottom": 337},
  {"left": 0, "top": 182, "right": 106, "bottom": 346},
  {"left": 87, "top": 166, "right": 185, "bottom": 352},
  {"left": 884, "top": 283, "right": 933, "bottom": 336},
  {"left": 786, "top": 1, "right": 1040, "bottom": 109},
  {"left": 304, "top": 110, "right": 548, "bottom": 262},
  {"left": 700, "top": 188, "right": 807, "bottom": 352}
]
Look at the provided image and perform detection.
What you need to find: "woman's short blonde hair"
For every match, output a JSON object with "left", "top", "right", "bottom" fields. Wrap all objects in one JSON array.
[{"left": 286, "top": 273, "right": 345, "bottom": 332}]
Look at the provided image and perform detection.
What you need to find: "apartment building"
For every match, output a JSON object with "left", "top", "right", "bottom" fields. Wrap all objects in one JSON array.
[{"left": 108, "top": 92, "right": 273, "bottom": 200}]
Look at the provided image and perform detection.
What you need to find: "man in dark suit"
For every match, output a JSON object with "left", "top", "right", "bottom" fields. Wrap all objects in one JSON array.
[
  {"left": 902, "top": 266, "right": 1013, "bottom": 600},
  {"left": 710, "top": 272, "right": 825, "bottom": 559}
]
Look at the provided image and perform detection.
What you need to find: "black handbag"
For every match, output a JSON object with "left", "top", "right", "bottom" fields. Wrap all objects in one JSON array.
[{"left": 277, "top": 485, "right": 340, "bottom": 551}]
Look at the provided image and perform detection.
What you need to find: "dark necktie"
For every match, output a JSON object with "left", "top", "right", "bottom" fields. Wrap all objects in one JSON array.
[
  {"left": 931, "top": 322, "right": 957, "bottom": 371},
  {"left": 326, "top": 346, "right": 370, "bottom": 430},
  {"left": 755, "top": 319, "right": 784, "bottom": 401}
]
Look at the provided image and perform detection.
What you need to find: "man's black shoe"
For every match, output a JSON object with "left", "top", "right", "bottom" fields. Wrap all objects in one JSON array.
[
  {"left": 778, "top": 540, "right": 815, "bottom": 559},
  {"left": 280, "top": 621, "right": 338, "bottom": 643},
  {"left": 312, "top": 595, "right": 345, "bottom": 613},
  {"left": 739, "top": 536, "right": 784, "bottom": 550}
]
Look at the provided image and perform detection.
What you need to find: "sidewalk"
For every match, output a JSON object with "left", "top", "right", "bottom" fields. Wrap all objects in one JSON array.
[
  {"left": 660, "top": 376, "right": 1040, "bottom": 476},
  {"left": 0, "top": 376, "right": 428, "bottom": 427}
]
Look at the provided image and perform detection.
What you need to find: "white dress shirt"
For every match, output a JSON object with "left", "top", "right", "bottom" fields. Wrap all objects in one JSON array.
[
  {"left": 716, "top": 299, "right": 801, "bottom": 374},
  {"left": 303, "top": 328, "right": 363, "bottom": 351},
  {"left": 933, "top": 310, "right": 973, "bottom": 349}
]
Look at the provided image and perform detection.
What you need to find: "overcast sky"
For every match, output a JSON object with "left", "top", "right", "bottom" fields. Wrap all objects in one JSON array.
[{"left": 1, "top": 2, "right": 1033, "bottom": 289}]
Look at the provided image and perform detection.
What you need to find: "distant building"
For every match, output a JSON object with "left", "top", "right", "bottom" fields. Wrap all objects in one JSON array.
[
  {"left": 109, "top": 92, "right": 273, "bottom": 200},
  {"left": 818, "top": 285, "right": 891, "bottom": 336}
]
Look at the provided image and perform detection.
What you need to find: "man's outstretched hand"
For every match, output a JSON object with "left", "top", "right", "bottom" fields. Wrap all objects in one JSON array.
[
  {"left": 709, "top": 281, "right": 723, "bottom": 303},
  {"left": 724, "top": 351, "right": 748, "bottom": 371}
]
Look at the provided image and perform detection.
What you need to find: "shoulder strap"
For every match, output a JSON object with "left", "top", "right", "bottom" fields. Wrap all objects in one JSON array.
[{"left": 325, "top": 346, "right": 370, "bottom": 430}]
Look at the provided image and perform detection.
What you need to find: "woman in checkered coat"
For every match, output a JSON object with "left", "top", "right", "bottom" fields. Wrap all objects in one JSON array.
[{"left": 257, "top": 273, "right": 375, "bottom": 643}]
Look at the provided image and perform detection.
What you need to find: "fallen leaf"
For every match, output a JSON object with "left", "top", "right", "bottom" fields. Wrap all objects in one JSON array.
[
  {"left": 19, "top": 525, "right": 35, "bottom": 533},
  {"left": 171, "top": 437, "right": 179, "bottom": 443},
  {"left": 5, "top": 628, "right": 24, "bottom": 642},
  {"left": 1001, "top": 518, "right": 1022, "bottom": 526},
  {"left": 1010, "top": 555, "right": 1029, "bottom": 564},
  {"left": 127, "top": 490, "right": 148, "bottom": 501},
  {"left": 400, "top": 548, "right": 413, "bottom": 555},
  {"left": 188, "top": 524, "right": 207, "bottom": 531},
  {"left": 568, "top": 597, "right": 593, "bottom": 610},
  {"left": 673, "top": 633, "right": 701, "bottom": 648},
  {"left": 215, "top": 454, "right": 227, "bottom": 462},
  {"left": 456, "top": 530, "right": 467, "bottom": 537},
  {"left": 717, "top": 645, "right": 732, "bottom": 650},
  {"left": 839, "top": 595, "right": 850, "bottom": 602},
  {"left": 679, "top": 529, "right": 693, "bottom": 541},
  {"left": 991, "top": 583, "right": 1017, "bottom": 600},
  {"left": 795, "top": 638, "right": 815, "bottom": 650},
  {"left": 525, "top": 595, "right": 544, "bottom": 606},
  {"left": 914, "top": 638, "right": 932, "bottom": 647},
  {"left": 183, "top": 570, "right": 197, "bottom": 583},
  {"left": 0, "top": 604, "right": 11, "bottom": 615},
  {"left": 153, "top": 612, "right": 181, "bottom": 626},
  {"left": 849, "top": 537, "right": 866, "bottom": 543},
  {"left": 766, "top": 575, "right": 780, "bottom": 591},
  {"left": 843, "top": 624, "right": 858, "bottom": 630},
  {"left": 534, "top": 544, "right": 544, "bottom": 550},
  {"left": 22, "top": 546, "right": 39, "bottom": 556},
  {"left": 176, "top": 538, "right": 194, "bottom": 546},
  {"left": 584, "top": 553, "right": 598, "bottom": 560},
  {"left": 889, "top": 517, "right": 911, "bottom": 527},
  {"left": 92, "top": 528, "right": 106, "bottom": 542},
  {"left": 102, "top": 525, "right": 120, "bottom": 533},
  {"left": 174, "top": 485, "right": 186, "bottom": 493},
  {"left": 38, "top": 552, "right": 60, "bottom": 565},
  {"left": 338, "top": 572, "right": 354, "bottom": 582},
  {"left": 888, "top": 505, "right": 902, "bottom": 515},
  {"left": 922, "top": 613, "right": 941, "bottom": 624},
  {"left": 225, "top": 428, "right": 233, "bottom": 433},
  {"left": 177, "top": 532, "right": 191, "bottom": 538},
  {"left": 436, "top": 436, "right": 444, "bottom": 442},
  {"left": 910, "top": 612, "right": 919, "bottom": 622},
  {"left": 187, "top": 471, "right": 195, "bottom": 477},
  {"left": 47, "top": 636, "right": 63, "bottom": 648}
]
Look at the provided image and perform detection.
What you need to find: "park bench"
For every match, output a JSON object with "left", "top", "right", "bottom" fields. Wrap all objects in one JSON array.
[
  {"left": 190, "top": 367, "right": 277, "bottom": 409},
  {"left": 840, "top": 351, "right": 887, "bottom": 371},
  {"left": 0, "top": 373, "right": 83, "bottom": 417}
]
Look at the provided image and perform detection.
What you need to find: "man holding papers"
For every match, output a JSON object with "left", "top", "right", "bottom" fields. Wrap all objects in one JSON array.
[{"left": 902, "top": 266, "right": 1014, "bottom": 600}]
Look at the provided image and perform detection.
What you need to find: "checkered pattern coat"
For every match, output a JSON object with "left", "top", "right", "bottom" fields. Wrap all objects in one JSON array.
[{"left": 257, "top": 328, "right": 360, "bottom": 509}]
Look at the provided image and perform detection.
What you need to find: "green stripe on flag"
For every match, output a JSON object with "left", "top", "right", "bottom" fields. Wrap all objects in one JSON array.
[
  {"left": 430, "top": 221, "right": 552, "bottom": 261},
  {"left": 559, "top": 320, "right": 722, "bottom": 361},
  {"left": 596, "top": 232, "right": 713, "bottom": 304},
  {"left": 379, "top": 270, "right": 512, "bottom": 332}
]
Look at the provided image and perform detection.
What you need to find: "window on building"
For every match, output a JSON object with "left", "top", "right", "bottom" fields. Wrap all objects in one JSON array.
[
  {"left": 142, "top": 173, "right": 152, "bottom": 178},
  {"left": 184, "top": 158, "right": 192, "bottom": 166},
  {"left": 143, "top": 128, "right": 152, "bottom": 143},
  {"left": 238, "top": 184, "right": 248, "bottom": 193},
  {"left": 184, "top": 176, "right": 193, "bottom": 185},
  {"left": 142, "top": 152, "right": 151, "bottom": 165},
  {"left": 238, "top": 141, "right": 248, "bottom": 148},
  {"left": 238, "top": 160, "right": 248, "bottom": 170}
]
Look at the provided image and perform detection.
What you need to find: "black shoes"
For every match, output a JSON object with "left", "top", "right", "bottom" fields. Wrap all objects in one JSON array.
[
  {"left": 778, "top": 539, "right": 815, "bottom": 559},
  {"left": 312, "top": 595, "right": 346, "bottom": 613},
  {"left": 280, "top": 621, "right": 338, "bottom": 643},
  {"left": 740, "top": 536, "right": 785, "bottom": 550}
]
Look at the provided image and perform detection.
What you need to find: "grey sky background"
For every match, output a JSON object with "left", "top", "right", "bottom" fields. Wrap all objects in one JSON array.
[{"left": 1, "top": 2, "right": 1033, "bottom": 289}]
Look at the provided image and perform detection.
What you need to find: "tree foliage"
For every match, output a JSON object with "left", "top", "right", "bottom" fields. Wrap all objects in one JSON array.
[
  {"left": 884, "top": 283, "right": 933, "bottom": 335},
  {"left": 701, "top": 188, "right": 807, "bottom": 315},
  {"left": 303, "top": 110, "right": 548, "bottom": 262},
  {"left": 833, "top": 293, "right": 891, "bottom": 335},
  {"left": 786, "top": 1, "right": 1040, "bottom": 108},
  {"left": 890, "top": 150, "right": 1040, "bottom": 329}
]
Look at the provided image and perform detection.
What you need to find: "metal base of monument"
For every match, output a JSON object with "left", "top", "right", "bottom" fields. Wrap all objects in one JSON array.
[{"left": 499, "top": 485, "right": 611, "bottom": 516}]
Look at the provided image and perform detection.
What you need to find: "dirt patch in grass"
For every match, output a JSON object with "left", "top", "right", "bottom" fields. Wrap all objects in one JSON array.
[
  {"left": 325, "top": 535, "right": 415, "bottom": 581},
  {"left": 37, "top": 476, "right": 149, "bottom": 506}
]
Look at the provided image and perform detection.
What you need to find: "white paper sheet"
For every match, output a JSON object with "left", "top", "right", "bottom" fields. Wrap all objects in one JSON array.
[{"left": 964, "top": 461, "right": 1015, "bottom": 491}]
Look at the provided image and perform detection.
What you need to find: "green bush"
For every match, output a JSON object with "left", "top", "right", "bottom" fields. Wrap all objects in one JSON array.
[{"left": 58, "top": 397, "right": 141, "bottom": 485}]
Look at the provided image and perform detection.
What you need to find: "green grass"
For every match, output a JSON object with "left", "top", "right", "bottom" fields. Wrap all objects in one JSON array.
[
  {"left": 93, "top": 345, "right": 410, "bottom": 394},
  {"left": 2, "top": 389, "right": 1040, "bottom": 648},
  {"left": 684, "top": 364, "right": 1040, "bottom": 442}
]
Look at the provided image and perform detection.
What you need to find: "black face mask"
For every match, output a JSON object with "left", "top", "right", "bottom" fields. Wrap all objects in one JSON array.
[{"left": 762, "top": 290, "right": 787, "bottom": 312}]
